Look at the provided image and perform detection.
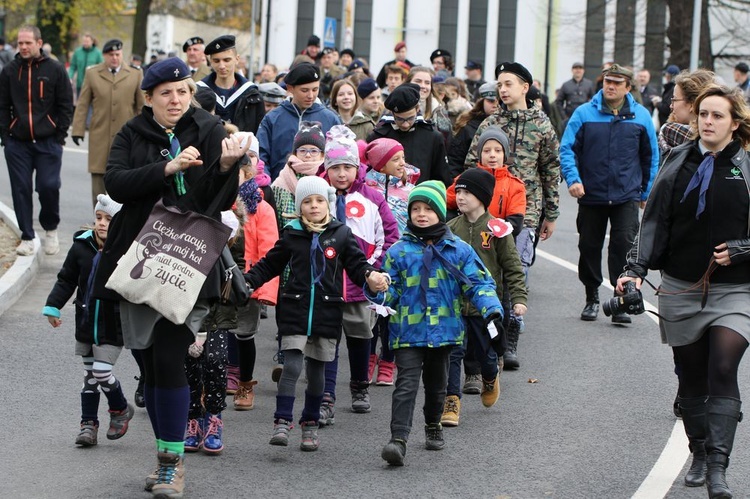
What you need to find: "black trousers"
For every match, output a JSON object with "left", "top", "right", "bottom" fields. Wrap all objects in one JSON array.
[{"left": 576, "top": 201, "right": 639, "bottom": 290}]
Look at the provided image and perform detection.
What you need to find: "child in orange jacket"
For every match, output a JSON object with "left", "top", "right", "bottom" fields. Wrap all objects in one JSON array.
[{"left": 446, "top": 127, "right": 526, "bottom": 235}]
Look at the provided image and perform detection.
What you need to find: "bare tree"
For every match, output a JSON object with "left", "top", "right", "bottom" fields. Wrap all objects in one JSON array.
[
  {"left": 665, "top": 0, "right": 712, "bottom": 69},
  {"left": 132, "top": 0, "right": 153, "bottom": 59}
]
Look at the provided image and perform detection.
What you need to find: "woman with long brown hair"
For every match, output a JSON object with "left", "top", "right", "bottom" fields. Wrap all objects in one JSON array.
[{"left": 620, "top": 85, "right": 750, "bottom": 498}]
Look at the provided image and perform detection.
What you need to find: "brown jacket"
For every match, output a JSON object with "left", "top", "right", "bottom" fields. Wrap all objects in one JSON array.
[
  {"left": 72, "top": 63, "right": 145, "bottom": 174},
  {"left": 190, "top": 63, "right": 211, "bottom": 81}
]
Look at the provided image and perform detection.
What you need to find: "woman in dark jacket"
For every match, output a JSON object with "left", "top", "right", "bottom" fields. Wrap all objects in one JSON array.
[
  {"left": 620, "top": 84, "right": 750, "bottom": 499},
  {"left": 92, "top": 58, "right": 248, "bottom": 497},
  {"left": 447, "top": 81, "right": 499, "bottom": 177}
]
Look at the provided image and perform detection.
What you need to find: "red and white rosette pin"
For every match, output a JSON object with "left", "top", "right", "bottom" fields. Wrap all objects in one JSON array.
[
  {"left": 324, "top": 246, "right": 337, "bottom": 259},
  {"left": 487, "top": 218, "right": 513, "bottom": 239}
]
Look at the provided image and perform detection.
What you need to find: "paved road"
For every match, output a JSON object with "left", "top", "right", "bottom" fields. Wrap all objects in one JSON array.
[{"left": 1, "top": 141, "right": 749, "bottom": 498}]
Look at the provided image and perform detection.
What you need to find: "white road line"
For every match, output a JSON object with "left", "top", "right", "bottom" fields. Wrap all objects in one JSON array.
[
  {"left": 535, "top": 249, "right": 688, "bottom": 499},
  {"left": 63, "top": 147, "right": 87, "bottom": 154}
]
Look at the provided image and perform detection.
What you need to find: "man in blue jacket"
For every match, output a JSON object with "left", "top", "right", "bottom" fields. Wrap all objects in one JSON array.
[
  {"left": 257, "top": 63, "right": 341, "bottom": 180},
  {"left": 559, "top": 64, "right": 658, "bottom": 324}
]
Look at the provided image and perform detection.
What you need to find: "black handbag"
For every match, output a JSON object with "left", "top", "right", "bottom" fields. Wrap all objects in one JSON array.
[{"left": 219, "top": 246, "right": 250, "bottom": 306}]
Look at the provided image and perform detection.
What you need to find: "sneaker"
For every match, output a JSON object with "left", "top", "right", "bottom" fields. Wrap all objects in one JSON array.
[
  {"left": 202, "top": 413, "right": 224, "bottom": 455},
  {"left": 75, "top": 420, "right": 98, "bottom": 446},
  {"left": 184, "top": 417, "right": 204, "bottom": 452},
  {"left": 440, "top": 395, "right": 461, "bottom": 427},
  {"left": 424, "top": 423, "right": 445, "bottom": 450},
  {"left": 300, "top": 421, "right": 320, "bottom": 451},
  {"left": 381, "top": 438, "right": 407, "bottom": 466},
  {"left": 226, "top": 365, "right": 240, "bottom": 395},
  {"left": 15, "top": 239, "right": 34, "bottom": 256},
  {"left": 151, "top": 451, "right": 185, "bottom": 498},
  {"left": 376, "top": 359, "right": 396, "bottom": 386},
  {"left": 270, "top": 419, "right": 292, "bottom": 446},
  {"left": 462, "top": 374, "right": 482, "bottom": 395},
  {"left": 481, "top": 374, "right": 500, "bottom": 408},
  {"left": 234, "top": 380, "right": 258, "bottom": 410},
  {"left": 134, "top": 375, "right": 145, "bottom": 408},
  {"left": 106, "top": 403, "right": 135, "bottom": 440},
  {"left": 351, "top": 385, "right": 371, "bottom": 413},
  {"left": 44, "top": 230, "right": 59, "bottom": 255},
  {"left": 319, "top": 393, "right": 335, "bottom": 426},
  {"left": 367, "top": 354, "right": 378, "bottom": 384}
]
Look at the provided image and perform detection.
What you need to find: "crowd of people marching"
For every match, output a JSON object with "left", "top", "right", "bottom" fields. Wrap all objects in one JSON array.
[{"left": 3, "top": 23, "right": 750, "bottom": 499}]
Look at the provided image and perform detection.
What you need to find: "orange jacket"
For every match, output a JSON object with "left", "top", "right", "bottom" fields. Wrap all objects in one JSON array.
[
  {"left": 244, "top": 199, "right": 279, "bottom": 305},
  {"left": 447, "top": 163, "right": 526, "bottom": 220}
]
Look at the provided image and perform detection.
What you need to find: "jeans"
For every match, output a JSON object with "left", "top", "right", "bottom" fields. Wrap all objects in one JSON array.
[
  {"left": 448, "top": 316, "right": 499, "bottom": 397},
  {"left": 576, "top": 201, "right": 639, "bottom": 289},
  {"left": 390, "top": 346, "right": 451, "bottom": 440},
  {"left": 4, "top": 136, "right": 62, "bottom": 240}
]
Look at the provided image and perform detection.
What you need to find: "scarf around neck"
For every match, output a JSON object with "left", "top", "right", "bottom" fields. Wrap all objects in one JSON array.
[{"left": 272, "top": 155, "right": 322, "bottom": 194}]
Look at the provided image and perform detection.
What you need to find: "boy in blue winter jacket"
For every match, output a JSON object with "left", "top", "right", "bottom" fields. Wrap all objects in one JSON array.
[{"left": 372, "top": 180, "right": 503, "bottom": 466}]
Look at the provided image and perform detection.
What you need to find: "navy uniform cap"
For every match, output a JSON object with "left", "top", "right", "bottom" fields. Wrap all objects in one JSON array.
[
  {"left": 141, "top": 57, "right": 191, "bottom": 90},
  {"left": 182, "top": 37, "right": 205, "bottom": 53},
  {"left": 384, "top": 83, "right": 421, "bottom": 113},
  {"left": 102, "top": 39, "right": 123, "bottom": 54},
  {"left": 284, "top": 63, "right": 320, "bottom": 86},
  {"left": 430, "top": 49, "right": 451, "bottom": 62},
  {"left": 495, "top": 61, "right": 533, "bottom": 84},
  {"left": 204, "top": 35, "right": 236, "bottom": 56}
]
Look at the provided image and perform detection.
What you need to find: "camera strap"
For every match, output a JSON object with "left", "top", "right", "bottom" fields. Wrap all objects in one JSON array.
[{"left": 640, "top": 258, "right": 719, "bottom": 323}]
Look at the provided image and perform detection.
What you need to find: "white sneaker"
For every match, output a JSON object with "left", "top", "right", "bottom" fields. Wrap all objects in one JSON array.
[
  {"left": 44, "top": 230, "right": 59, "bottom": 255},
  {"left": 16, "top": 239, "right": 34, "bottom": 256}
]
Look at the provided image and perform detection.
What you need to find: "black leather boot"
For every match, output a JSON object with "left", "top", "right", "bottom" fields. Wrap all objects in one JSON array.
[
  {"left": 705, "top": 397, "right": 742, "bottom": 499},
  {"left": 580, "top": 287, "right": 599, "bottom": 321},
  {"left": 503, "top": 318, "right": 521, "bottom": 370},
  {"left": 679, "top": 396, "right": 707, "bottom": 487}
]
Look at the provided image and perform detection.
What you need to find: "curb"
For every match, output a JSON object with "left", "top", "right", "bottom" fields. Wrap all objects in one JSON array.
[{"left": 0, "top": 201, "right": 41, "bottom": 318}]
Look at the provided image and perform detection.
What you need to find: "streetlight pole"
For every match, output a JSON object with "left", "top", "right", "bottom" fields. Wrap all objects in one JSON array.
[{"left": 690, "top": 0, "right": 701, "bottom": 70}]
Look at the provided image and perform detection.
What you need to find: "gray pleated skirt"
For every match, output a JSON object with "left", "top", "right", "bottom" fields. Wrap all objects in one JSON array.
[
  {"left": 658, "top": 273, "right": 750, "bottom": 346},
  {"left": 120, "top": 299, "right": 210, "bottom": 350}
]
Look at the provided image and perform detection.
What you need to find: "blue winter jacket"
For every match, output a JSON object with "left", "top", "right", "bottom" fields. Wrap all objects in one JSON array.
[
  {"left": 378, "top": 230, "right": 502, "bottom": 350},
  {"left": 559, "top": 90, "right": 659, "bottom": 205},
  {"left": 257, "top": 100, "right": 341, "bottom": 180}
]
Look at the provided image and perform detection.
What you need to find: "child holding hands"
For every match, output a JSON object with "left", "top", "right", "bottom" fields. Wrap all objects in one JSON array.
[
  {"left": 244, "top": 176, "right": 388, "bottom": 451},
  {"left": 372, "top": 181, "right": 503, "bottom": 466}
]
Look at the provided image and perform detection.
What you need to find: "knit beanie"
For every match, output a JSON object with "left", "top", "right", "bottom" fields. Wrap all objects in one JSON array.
[
  {"left": 455, "top": 168, "right": 495, "bottom": 209},
  {"left": 94, "top": 194, "right": 123, "bottom": 218},
  {"left": 294, "top": 175, "right": 337, "bottom": 215},
  {"left": 324, "top": 125, "right": 360, "bottom": 170},
  {"left": 365, "top": 138, "right": 404, "bottom": 172},
  {"left": 293, "top": 121, "right": 326, "bottom": 152},
  {"left": 476, "top": 126, "right": 510, "bottom": 159},
  {"left": 408, "top": 180, "right": 447, "bottom": 222}
]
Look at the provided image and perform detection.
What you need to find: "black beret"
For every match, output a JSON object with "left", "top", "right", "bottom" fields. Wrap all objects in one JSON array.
[
  {"left": 737, "top": 62, "right": 750, "bottom": 74},
  {"left": 141, "top": 57, "right": 191, "bottom": 90},
  {"left": 340, "top": 48, "right": 356, "bottom": 58},
  {"left": 102, "top": 39, "right": 123, "bottom": 54},
  {"left": 495, "top": 61, "right": 533, "bottom": 84},
  {"left": 307, "top": 35, "right": 321, "bottom": 47},
  {"left": 284, "top": 63, "right": 320, "bottom": 86},
  {"left": 204, "top": 35, "right": 235, "bottom": 56},
  {"left": 430, "top": 49, "right": 451, "bottom": 62},
  {"left": 357, "top": 78, "right": 378, "bottom": 99},
  {"left": 182, "top": 37, "right": 204, "bottom": 53},
  {"left": 384, "top": 83, "right": 421, "bottom": 113}
]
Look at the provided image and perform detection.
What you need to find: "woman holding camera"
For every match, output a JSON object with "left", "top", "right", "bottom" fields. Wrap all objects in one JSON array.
[{"left": 619, "top": 84, "right": 750, "bottom": 499}]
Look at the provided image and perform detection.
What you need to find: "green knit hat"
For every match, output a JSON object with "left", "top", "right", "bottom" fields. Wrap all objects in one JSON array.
[{"left": 408, "top": 180, "right": 447, "bottom": 222}]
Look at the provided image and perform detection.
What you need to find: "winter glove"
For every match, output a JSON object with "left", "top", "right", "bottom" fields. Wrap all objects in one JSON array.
[
  {"left": 726, "top": 238, "right": 750, "bottom": 264},
  {"left": 485, "top": 312, "right": 506, "bottom": 356},
  {"left": 72, "top": 135, "right": 83, "bottom": 146}
]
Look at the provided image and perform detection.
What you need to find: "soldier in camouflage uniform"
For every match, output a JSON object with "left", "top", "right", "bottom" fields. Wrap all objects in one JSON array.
[{"left": 463, "top": 62, "right": 561, "bottom": 370}]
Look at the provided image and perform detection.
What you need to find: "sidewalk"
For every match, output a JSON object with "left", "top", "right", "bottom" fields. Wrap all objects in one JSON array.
[{"left": 0, "top": 201, "right": 40, "bottom": 317}]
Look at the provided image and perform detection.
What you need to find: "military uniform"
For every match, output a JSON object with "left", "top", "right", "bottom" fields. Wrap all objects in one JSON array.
[
  {"left": 71, "top": 63, "right": 145, "bottom": 204},
  {"left": 464, "top": 105, "right": 561, "bottom": 230},
  {"left": 190, "top": 63, "right": 211, "bottom": 81}
]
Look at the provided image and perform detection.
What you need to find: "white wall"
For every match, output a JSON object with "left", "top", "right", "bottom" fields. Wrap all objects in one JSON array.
[
  {"left": 369, "top": 0, "right": 404, "bottom": 76},
  {"left": 266, "top": 0, "right": 299, "bottom": 70},
  {"left": 404, "top": 0, "right": 440, "bottom": 67}
]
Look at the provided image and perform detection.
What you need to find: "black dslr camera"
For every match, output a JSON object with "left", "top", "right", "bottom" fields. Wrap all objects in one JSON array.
[{"left": 602, "top": 281, "right": 645, "bottom": 317}]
